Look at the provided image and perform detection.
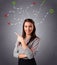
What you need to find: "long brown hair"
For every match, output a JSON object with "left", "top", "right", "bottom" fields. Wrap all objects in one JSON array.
[
  {"left": 22, "top": 18, "right": 39, "bottom": 44},
  {"left": 22, "top": 19, "right": 36, "bottom": 38}
]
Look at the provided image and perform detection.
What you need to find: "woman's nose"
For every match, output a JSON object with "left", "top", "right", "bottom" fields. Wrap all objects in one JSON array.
[{"left": 27, "top": 27, "right": 30, "bottom": 30}]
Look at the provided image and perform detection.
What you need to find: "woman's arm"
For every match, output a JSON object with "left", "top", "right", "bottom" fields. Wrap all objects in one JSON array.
[
  {"left": 13, "top": 40, "right": 19, "bottom": 58},
  {"left": 13, "top": 40, "right": 27, "bottom": 58},
  {"left": 14, "top": 32, "right": 40, "bottom": 59},
  {"left": 21, "top": 38, "right": 40, "bottom": 59},
  {"left": 30, "top": 38, "right": 40, "bottom": 54}
]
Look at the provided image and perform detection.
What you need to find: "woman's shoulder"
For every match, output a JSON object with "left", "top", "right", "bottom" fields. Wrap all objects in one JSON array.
[{"left": 34, "top": 36, "right": 40, "bottom": 41}]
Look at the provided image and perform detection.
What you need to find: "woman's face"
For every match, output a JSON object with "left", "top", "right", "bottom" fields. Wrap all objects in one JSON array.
[{"left": 24, "top": 22, "right": 34, "bottom": 35}]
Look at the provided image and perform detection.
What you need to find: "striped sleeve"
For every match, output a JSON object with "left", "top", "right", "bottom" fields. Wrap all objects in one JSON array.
[{"left": 13, "top": 40, "right": 19, "bottom": 58}]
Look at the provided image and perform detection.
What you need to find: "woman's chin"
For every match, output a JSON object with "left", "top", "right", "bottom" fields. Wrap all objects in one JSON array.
[{"left": 26, "top": 33, "right": 31, "bottom": 35}]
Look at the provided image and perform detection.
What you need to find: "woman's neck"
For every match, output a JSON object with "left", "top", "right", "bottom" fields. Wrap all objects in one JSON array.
[{"left": 26, "top": 35, "right": 31, "bottom": 39}]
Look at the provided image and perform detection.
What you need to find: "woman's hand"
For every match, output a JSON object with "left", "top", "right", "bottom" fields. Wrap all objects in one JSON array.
[
  {"left": 14, "top": 32, "right": 24, "bottom": 43},
  {"left": 14, "top": 32, "right": 28, "bottom": 49}
]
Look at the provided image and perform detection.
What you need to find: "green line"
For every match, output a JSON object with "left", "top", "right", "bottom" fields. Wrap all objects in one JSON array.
[{"left": 42, "top": 0, "right": 46, "bottom": 5}]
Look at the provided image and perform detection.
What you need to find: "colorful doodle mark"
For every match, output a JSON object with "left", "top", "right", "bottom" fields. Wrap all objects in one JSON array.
[
  {"left": 4, "top": 13, "right": 9, "bottom": 18},
  {"left": 32, "top": 2, "right": 37, "bottom": 5},
  {"left": 7, "top": 21, "right": 11, "bottom": 25},
  {"left": 42, "top": 0, "right": 46, "bottom": 5},
  {"left": 11, "top": 1, "right": 16, "bottom": 6},
  {"left": 49, "top": 9, "right": 54, "bottom": 14}
]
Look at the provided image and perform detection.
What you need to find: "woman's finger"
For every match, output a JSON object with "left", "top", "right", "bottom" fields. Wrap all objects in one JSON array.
[{"left": 14, "top": 32, "right": 19, "bottom": 37}]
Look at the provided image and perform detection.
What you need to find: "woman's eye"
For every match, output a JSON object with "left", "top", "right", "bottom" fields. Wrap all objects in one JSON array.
[
  {"left": 25, "top": 26, "right": 27, "bottom": 28},
  {"left": 24, "top": 25, "right": 32, "bottom": 28},
  {"left": 29, "top": 26, "right": 32, "bottom": 27}
]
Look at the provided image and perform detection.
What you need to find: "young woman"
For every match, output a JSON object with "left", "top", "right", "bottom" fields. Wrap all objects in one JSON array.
[{"left": 13, "top": 19, "right": 40, "bottom": 65}]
